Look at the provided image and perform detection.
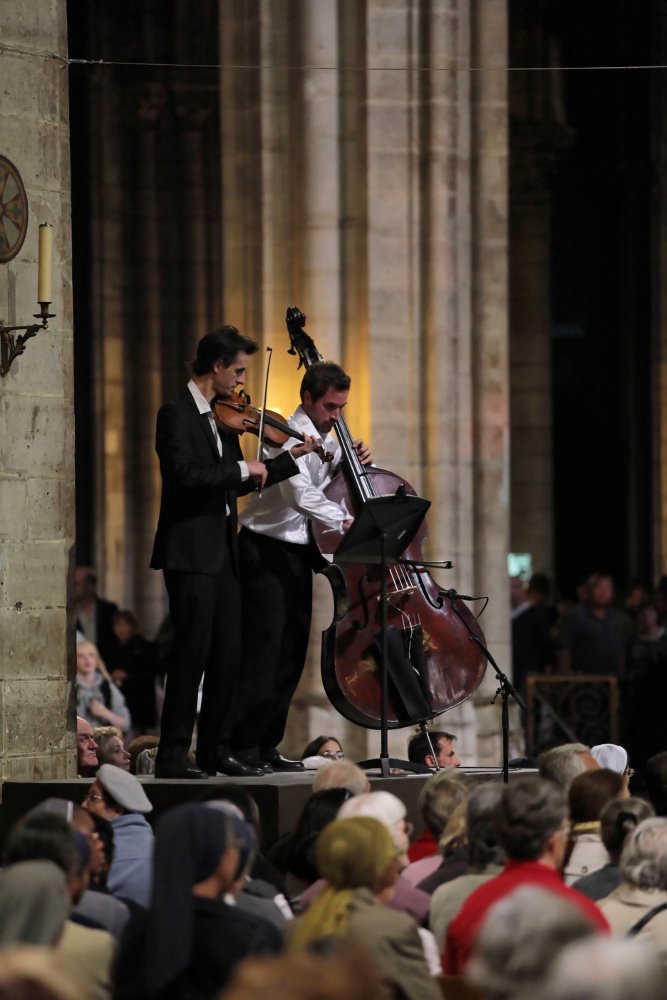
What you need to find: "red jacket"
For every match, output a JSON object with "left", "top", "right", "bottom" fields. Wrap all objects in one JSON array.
[
  {"left": 443, "top": 859, "right": 610, "bottom": 974},
  {"left": 407, "top": 828, "right": 438, "bottom": 863}
]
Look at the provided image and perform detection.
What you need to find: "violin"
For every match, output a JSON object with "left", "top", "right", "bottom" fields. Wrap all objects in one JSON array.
[
  {"left": 214, "top": 390, "right": 333, "bottom": 463},
  {"left": 285, "top": 305, "right": 488, "bottom": 731}
]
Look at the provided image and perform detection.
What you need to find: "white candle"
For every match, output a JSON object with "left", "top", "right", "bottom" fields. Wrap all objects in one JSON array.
[{"left": 37, "top": 222, "right": 53, "bottom": 303}]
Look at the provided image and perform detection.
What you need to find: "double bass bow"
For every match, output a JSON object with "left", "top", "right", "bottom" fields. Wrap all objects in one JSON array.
[{"left": 285, "top": 306, "right": 488, "bottom": 730}]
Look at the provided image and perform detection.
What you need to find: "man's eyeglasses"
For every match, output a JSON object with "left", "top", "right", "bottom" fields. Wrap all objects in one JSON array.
[
  {"left": 322, "top": 750, "right": 345, "bottom": 760},
  {"left": 83, "top": 792, "right": 104, "bottom": 804}
]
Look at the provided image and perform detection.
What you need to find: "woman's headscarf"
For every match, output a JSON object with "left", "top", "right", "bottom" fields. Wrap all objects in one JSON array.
[
  {"left": 144, "top": 802, "right": 236, "bottom": 997},
  {"left": 290, "top": 817, "right": 397, "bottom": 952},
  {"left": 0, "top": 861, "right": 70, "bottom": 947},
  {"left": 205, "top": 801, "right": 257, "bottom": 881}
]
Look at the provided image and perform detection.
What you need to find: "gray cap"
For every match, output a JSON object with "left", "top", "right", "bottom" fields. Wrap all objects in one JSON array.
[{"left": 97, "top": 763, "right": 153, "bottom": 814}]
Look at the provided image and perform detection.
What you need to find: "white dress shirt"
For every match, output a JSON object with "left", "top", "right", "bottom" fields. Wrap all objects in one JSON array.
[
  {"left": 239, "top": 405, "right": 349, "bottom": 545},
  {"left": 187, "top": 380, "right": 248, "bottom": 480}
]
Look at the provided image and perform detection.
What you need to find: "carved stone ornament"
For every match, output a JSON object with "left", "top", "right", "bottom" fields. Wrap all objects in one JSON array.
[{"left": 0, "top": 156, "right": 29, "bottom": 263}]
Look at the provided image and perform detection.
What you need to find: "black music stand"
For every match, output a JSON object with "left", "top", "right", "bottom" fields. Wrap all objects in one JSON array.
[{"left": 333, "top": 493, "right": 431, "bottom": 777}]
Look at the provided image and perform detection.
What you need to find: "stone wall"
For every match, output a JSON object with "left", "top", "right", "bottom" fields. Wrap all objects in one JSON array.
[{"left": 0, "top": 1, "right": 75, "bottom": 779}]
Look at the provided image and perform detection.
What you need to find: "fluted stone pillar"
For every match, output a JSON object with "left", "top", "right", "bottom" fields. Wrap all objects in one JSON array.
[
  {"left": 0, "top": 2, "right": 76, "bottom": 778},
  {"left": 219, "top": 0, "right": 510, "bottom": 764}
]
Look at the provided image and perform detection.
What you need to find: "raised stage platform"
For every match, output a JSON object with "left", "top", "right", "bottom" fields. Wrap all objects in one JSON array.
[{"left": 0, "top": 767, "right": 532, "bottom": 849}]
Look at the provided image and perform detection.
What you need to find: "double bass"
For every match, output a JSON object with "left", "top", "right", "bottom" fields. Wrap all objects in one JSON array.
[{"left": 285, "top": 307, "right": 488, "bottom": 731}]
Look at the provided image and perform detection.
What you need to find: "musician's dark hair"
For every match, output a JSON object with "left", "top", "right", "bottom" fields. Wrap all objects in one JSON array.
[
  {"left": 300, "top": 361, "right": 350, "bottom": 403},
  {"left": 407, "top": 729, "right": 457, "bottom": 765},
  {"left": 191, "top": 326, "right": 258, "bottom": 375}
]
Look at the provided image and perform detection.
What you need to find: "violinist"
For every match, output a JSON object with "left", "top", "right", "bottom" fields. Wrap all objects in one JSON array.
[
  {"left": 232, "top": 361, "right": 372, "bottom": 773},
  {"left": 150, "top": 327, "right": 317, "bottom": 780}
]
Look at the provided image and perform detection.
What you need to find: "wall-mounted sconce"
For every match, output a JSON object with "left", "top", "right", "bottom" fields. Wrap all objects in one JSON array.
[{"left": 1, "top": 222, "right": 56, "bottom": 377}]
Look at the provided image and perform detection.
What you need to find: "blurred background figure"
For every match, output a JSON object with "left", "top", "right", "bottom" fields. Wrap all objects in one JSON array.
[
  {"left": 74, "top": 565, "right": 120, "bottom": 667},
  {"left": 109, "top": 609, "right": 160, "bottom": 736},
  {"left": 76, "top": 640, "right": 131, "bottom": 735},
  {"left": 556, "top": 572, "right": 625, "bottom": 676}
]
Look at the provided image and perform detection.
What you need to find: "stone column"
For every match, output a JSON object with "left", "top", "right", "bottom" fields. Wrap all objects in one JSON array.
[
  {"left": 0, "top": 2, "right": 76, "bottom": 778},
  {"left": 218, "top": 0, "right": 511, "bottom": 764}
]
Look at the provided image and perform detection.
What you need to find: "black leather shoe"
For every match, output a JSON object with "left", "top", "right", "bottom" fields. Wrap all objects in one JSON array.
[
  {"left": 212, "top": 753, "right": 266, "bottom": 778},
  {"left": 154, "top": 757, "right": 209, "bottom": 780},
  {"left": 262, "top": 749, "right": 305, "bottom": 772},
  {"left": 235, "top": 751, "right": 273, "bottom": 774}
]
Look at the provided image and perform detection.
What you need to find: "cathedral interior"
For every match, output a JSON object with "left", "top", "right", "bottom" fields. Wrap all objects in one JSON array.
[{"left": 1, "top": 0, "right": 666, "bottom": 775}]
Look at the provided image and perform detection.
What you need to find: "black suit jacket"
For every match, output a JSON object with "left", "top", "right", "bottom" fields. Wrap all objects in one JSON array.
[{"left": 150, "top": 389, "right": 297, "bottom": 574}]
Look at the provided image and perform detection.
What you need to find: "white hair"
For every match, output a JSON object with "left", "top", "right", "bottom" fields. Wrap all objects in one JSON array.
[
  {"left": 467, "top": 886, "right": 595, "bottom": 1000},
  {"left": 311, "top": 760, "right": 369, "bottom": 797},
  {"left": 534, "top": 937, "right": 667, "bottom": 1000},
  {"left": 620, "top": 817, "right": 667, "bottom": 890}
]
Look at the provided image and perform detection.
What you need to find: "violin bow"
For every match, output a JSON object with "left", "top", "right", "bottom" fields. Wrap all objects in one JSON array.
[{"left": 255, "top": 345, "right": 273, "bottom": 496}]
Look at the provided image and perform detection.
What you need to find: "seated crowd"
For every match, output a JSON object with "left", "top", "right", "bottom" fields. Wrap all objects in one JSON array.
[{"left": 1, "top": 735, "right": 667, "bottom": 998}]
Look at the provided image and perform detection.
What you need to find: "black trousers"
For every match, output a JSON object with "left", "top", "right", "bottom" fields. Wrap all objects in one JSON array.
[
  {"left": 233, "top": 528, "right": 315, "bottom": 754},
  {"left": 159, "top": 546, "right": 241, "bottom": 759}
]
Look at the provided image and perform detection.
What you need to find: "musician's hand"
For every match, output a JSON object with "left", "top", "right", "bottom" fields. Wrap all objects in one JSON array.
[
  {"left": 246, "top": 460, "right": 268, "bottom": 488},
  {"left": 290, "top": 434, "right": 318, "bottom": 458},
  {"left": 353, "top": 438, "right": 372, "bottom": 465}
]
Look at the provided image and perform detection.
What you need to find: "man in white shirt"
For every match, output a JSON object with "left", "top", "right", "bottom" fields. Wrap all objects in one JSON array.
[
  {"left": 233, "top": 361, "right": 371, "bottom": 772},
  {"left": 150, "top": 327, "right": 315, "bottom": 779}
]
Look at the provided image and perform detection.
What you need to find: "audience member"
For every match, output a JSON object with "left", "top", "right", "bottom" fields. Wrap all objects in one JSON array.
[
  {"left": 76, "top": 717, "right": 98, "bottom": 777},
  {"left": 511, "top": 574, "right": 553, "bottom": 692},
  {"left": 221, "top": 941, "right": 388, "bottom": 1000},
  {"left": 410, "top": 774, "right": 471, "bottom": 893},
  {"left": 336, "top": 792, "right": 430, "bottom": 925},
  {"left": 3, "top": 813, "right": 116, "bottom": 998},
  {"left": 0, "top": 946, "right": 89, "bottom": 1000},
  {"left": 311, "top": 760, "right": 369, "bottom": 796},
  {"left": 83, "top": 763, "right": 154, "bottom": 907},
  {"left": 109, "top": 609, "right": 159, "bottom": 733},
  {"left": 113, "top": 803, "right": 281, "bottom": 998},
  {"left": 267, "top": 789, "right": 353, "bottom": 900},
  {"left": 301, "top": 736, "right": 345, "bottom": 769},
  {"left": 405, "top": 770, "right": 469, "bottom": 869},
  {"left": 407, "top": 728, "right": 461, "bottom": 770},
  {"left": 563, "top": 768, "right": 627, "bottom": 884},
  {"left": 0, "top": 860, "right": 70, "bottom": 947},
  {"left": 574, "top": 796, "right": 655, "bottom": 901},
  {"left": 626, "top": 603, "right": 667, "bottom": 768},
  {"left": 124, "top": 734, "right": 160, "bottom": 775},
  {"left": 75, "top": 565, "right": 120, "bottom": 667},
  {"left": 536, "top": 937, "right": 667, "bottom": 1000},
  {"left": 25, "top": 797, "right": 131, "bottom": 939},
  {"left": 92, "top": 726, "right": 131, "bottom": 771},
  {"left": 204, "top": 793, "right": 291, "bottom": 929},
  {"left": 430, "top": 783, "right": 505, "bottom": 949},
  {"left": 597, "top": 817, "right": 667, "bottom": 956},
  {"left": 288, "top": 817, "right": 440, "bottom": 1000},
  {"left": 443, "top": 776, "right": 609, "bottom": 974},
  {"left": 76, "top": 640, "right": 131, "bottom": 734},
  {"left": 538, "top": 741, "right": 599, "bottom": 793},
  {"left": 467, "top": 885, "right": 596, "bottom": 1000},
  {"left": 556, "top": 572, "right": 625, "bottom": 675}
]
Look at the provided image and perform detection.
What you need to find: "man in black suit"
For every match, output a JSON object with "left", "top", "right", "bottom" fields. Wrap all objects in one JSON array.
[{"left": 150, "top": 326, "right": 315, "bottom": 778}]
